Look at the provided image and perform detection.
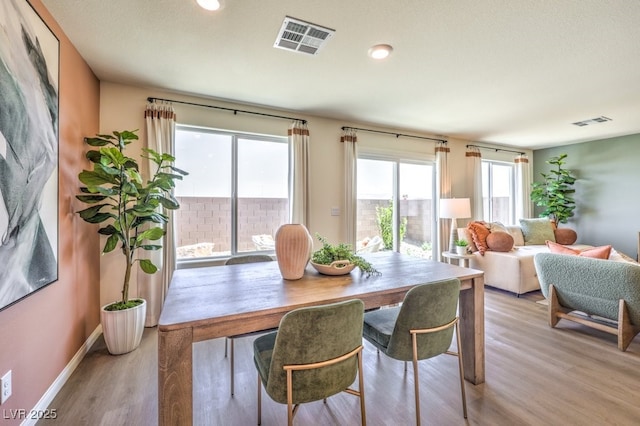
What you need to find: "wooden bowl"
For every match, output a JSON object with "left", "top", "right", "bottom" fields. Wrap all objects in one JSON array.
[{"left": 310, "top": 260, "right": 356, "bottom": 276}]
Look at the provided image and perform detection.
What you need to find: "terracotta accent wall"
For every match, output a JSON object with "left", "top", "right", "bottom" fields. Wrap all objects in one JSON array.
[{"left": 0, "top": 1, "right": 100, "bottom": 423}]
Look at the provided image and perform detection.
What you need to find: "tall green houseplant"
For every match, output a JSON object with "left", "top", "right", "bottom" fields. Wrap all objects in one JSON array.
[
  {"left": 530, "top": 153, "right": 576, "bottom": 224},
  {"left": 76, "top": 130, "right": 188, "bottom": 310}
]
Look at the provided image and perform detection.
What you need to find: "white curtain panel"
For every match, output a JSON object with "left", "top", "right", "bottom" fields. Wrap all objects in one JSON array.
[
  {"left": 288, "top": 120, "right": 310, "bottom": 227},
  {"left": 341, "top": 128, "right": 358, "bottom": 248},
  {"left": 140, "top": 101, "right": 176, "bottom": 327},
  {"left": 515, "top": 154, "right": 532, "bottom": 220},
  {"left": 435, "top": 142, "right": 452, "bottom": 258},
  {"left": 466, "top": 146, "right": 484, "bottom": 221}
]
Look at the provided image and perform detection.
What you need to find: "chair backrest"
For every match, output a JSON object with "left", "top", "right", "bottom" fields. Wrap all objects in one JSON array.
[
  {"left": 224, "top": 254, "right": 273, "bottom": 265},
  {"left": 386, "top": 279, "right": 461, "bottom": 361},
  {"left": 266, "top": 299, "right": 364, "bottom": 404}
]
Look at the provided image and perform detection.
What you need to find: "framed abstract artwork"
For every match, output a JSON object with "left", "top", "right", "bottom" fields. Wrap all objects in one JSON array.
[{"left": 0, "top": 0, "right": 59, "bottom": 310}]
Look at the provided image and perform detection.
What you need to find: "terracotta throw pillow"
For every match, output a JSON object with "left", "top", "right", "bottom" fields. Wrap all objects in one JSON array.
[
  {"left": 467, "top": 221, "right": 490, "bottom": 255},
  {"left": 554, "top": 228, "right": 578, "bottom": 245},
  {"left": 486, "top": 232, "right": 514, "bottom": 252}
]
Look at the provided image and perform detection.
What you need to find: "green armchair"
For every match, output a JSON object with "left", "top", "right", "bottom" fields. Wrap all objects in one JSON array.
[
  {"left": 535, "top": 252, "right": 640, "bottom": 351},
  {"left": 253, "top": 299, "right": 366, "bottom": 425},
  {"left": 362, "top": 279, "right": 467, "bottom": 425}
]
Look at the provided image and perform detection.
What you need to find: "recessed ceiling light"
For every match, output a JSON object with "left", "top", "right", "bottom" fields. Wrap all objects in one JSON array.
[
  {"left": 196, "top": 0, "right": 222, "bottom": 11},
  {"left": 368, "top": 44, "right": 393, "bottom": 60}
]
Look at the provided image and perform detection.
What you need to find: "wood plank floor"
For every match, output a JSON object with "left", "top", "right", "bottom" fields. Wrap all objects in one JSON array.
[{"left": 39, "top": 288, "right": 640, "bottom": 425}]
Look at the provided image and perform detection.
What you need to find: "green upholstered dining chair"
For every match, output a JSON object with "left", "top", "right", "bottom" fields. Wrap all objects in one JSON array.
[
  {"left": 224, "top": 254, "right": 274, "bottom": 396},
  {"left": 253, "top": 299, "right": 366, "bottom": 426},
  {"left": 362, "top": 279, "right": 466, "bottom": 425}
]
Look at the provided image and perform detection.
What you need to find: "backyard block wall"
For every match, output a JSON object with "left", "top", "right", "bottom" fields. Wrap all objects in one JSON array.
[
  {"left": 176, "top": 197, "right": 433, "bottom": 254},
  {"left": 175, "top": 197, "right": 288, "bottom": 252}
]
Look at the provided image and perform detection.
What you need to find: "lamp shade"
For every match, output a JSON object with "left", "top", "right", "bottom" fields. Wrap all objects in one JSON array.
[{"left": 439, "top": 198, "right": 471, "bottom": 219}]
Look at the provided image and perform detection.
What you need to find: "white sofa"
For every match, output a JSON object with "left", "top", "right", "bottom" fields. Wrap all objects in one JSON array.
[{"left": 458, "top": 225, "right": 591, "bottom": 295}]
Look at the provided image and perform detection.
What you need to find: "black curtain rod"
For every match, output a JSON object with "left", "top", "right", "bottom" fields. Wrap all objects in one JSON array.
[
  {"left": 466, "top": 144, "right": 525, "bottom": 156},
  {"left": 342, "top": 126, "right": 446, "bottom": 143},
  {"left": 147, "top": 97, "right": 307, "bottom": 124}
]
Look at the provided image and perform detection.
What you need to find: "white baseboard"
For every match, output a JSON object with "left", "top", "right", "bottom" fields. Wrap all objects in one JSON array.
[{"left": 21, "top": 324, "right": 102, "bottom": 426}]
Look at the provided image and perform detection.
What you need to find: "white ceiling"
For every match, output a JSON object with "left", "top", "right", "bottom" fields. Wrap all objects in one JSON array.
[{"left": 41, "top": 0, "right": 640, "bottom": 150}]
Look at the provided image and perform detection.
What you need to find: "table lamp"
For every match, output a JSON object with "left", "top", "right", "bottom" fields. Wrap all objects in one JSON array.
[{"left": 439, "top": 198, "right": 471, "bottom": 253}]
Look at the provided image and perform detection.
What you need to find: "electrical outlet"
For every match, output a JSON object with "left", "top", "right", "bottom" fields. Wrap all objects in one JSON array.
[{"left": 1, "top": 370, "right": 11, "bottom": 404}]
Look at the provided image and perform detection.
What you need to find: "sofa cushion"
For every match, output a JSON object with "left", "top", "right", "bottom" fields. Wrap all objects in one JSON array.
[
  {"left": 505, "top": 225, "right": 525, "bottom": 246},
  {"left": 554, "top": 228, "right": 578, "bottom": 245},
  {"left": 467, "top": 221, "right": 490, "bottom": 255},
  {"left": 486, "top": 232, "right": 514, "bottom": 252},
  {"left": 520, "top": 218, "right": 556, "bottom": 245}
]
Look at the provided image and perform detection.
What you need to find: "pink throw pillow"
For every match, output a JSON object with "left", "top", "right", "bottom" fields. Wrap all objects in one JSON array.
[
  {"left": 546, "top": 240, "right": 579, "bottom": 255},
  {"left": 579, "top": 245, "right": 612, "bottom": 259},
  {"left": 546, "top": 240, "right": 612, "bottom": 260}
]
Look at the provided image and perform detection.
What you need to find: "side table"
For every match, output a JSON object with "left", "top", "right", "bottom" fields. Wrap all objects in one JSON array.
[{"left": 442, "top": 251, "right": 475, "bottom": 268}]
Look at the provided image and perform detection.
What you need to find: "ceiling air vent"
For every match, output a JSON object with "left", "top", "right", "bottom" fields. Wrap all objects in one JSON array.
[
  {"left": 274, "top": 16, "right": 335, "bottom": 55},
  {"left": 572, "top": 116, "right": 612, "bottom": 127}
]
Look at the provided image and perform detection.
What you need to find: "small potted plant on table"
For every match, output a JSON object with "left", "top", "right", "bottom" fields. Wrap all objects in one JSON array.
[{"left": 454, "top": 239, "right": 469, "bottom": 255}]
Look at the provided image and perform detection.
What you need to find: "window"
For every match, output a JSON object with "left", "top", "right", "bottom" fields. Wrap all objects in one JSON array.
[
  {"left": 356, "top": 156, "right": 435, "bottom": 259},
  {"left": 482, "top": 160, "right": 515, "bottom": 224},
  {"left": 173, "top": 126, "right": 288, "bottom": 261}
]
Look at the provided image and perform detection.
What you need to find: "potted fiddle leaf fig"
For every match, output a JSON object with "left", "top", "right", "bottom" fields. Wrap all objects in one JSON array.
[
  {"left": 530, "top": 153, "right": 577, "bottom": 224},
  {"left": 76, "top": 129, "right": 188, "bottom": 354}
]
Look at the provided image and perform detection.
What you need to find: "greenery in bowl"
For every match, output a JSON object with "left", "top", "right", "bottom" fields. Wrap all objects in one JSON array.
[{"left": 312, "top": 234, "right": 380, "bottom": 277}]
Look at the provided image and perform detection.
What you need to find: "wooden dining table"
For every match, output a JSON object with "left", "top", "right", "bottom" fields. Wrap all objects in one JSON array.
[{"left": 157, "top": 251, "right": 485, "bottom": 425}]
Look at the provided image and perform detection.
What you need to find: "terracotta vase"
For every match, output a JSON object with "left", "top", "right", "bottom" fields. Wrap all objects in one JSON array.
[{"left": 275, "top": 224, "right": 313, "bottom": 280}]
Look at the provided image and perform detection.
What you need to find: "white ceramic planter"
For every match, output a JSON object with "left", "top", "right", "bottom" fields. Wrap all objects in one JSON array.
[
  {"left": 100, "top": 299, "right": 147, "bottom": 355},
  {"left": 455, "top": 246, "right": 468, "bottom": 255}
]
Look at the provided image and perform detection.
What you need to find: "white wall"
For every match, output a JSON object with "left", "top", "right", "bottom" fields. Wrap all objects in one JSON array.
[{"left": 98, "top": 81, "right": 532, "bottom": 304}]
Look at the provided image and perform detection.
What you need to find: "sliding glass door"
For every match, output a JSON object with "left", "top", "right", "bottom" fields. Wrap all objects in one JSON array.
[{"left": 356, "top": 156, "right": 434, "bottom": 259}]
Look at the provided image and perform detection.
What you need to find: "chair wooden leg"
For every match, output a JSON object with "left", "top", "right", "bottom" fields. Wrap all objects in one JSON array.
[
  {"left": 257, "top": 374, "right": 262, "bottom": 425},
  {"left": 455, "top": 322, "right": 468, "bottom": 419},
  {"left": 548, "top": 285, "right": 561, "bottom": 328},
  {"left": 230, "top": 338, "right": 235, "bottom": 396},
  {"left": 618, "top": 299, "right": 640, "bottom": 351},
  {"left": 411, "top": 332, "right": 421, "bottom": 426},
  {"left": 357, "top": 351, "right": 367, "bottom": 426},
  {"left": 286, "top": 370, "right": 294, "bottom": 426}
]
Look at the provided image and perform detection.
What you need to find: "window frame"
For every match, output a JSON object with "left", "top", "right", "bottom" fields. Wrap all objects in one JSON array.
[
  {"left": 481, "top": 159, "right": 516, "bottom": 224},
  {"left": 356, "top": 149, "right": 436, "bottom": 256},
  {"left": 174, "top": 124, "right": 288, "bottom": 268}
]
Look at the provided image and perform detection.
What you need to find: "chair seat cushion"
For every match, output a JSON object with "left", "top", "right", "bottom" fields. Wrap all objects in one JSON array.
[
  {"left": 253, "top": 331, "right": 277, "bottom": 383},
  {"left": 363, "top": 307, "right": 400, "bottom": 351}
]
